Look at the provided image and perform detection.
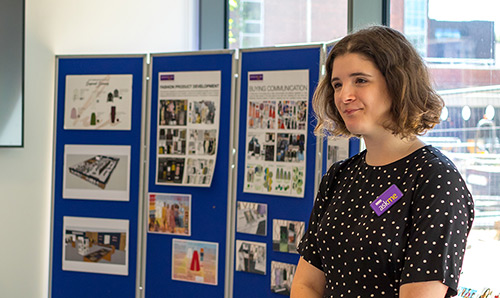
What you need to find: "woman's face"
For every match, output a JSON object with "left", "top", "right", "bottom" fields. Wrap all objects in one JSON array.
[{"left": 331, "top": 53, "right": 393, "bottom": 138}]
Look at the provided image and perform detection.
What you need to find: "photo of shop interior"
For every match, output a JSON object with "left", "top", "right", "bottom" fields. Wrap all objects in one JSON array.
[{"left": 64, "top": 230, "right": 126, "bottom": 265}]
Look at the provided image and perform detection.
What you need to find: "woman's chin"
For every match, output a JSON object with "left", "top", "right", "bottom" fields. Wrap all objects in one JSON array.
[{"left": 344, "top": 125, "right": 364, "bottom": 136}]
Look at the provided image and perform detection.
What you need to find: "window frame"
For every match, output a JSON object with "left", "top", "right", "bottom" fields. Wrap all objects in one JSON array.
[{"left": 197, "top": 0, "right": 389, "bottom": 50}]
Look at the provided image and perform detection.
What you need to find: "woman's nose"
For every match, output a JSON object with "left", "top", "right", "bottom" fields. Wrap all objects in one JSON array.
[{"left": 338, "top": 84, "right": 355, "bottom": 103}]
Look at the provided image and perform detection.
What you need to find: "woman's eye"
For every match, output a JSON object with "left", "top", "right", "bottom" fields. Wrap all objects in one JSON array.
[
  {"left": 332, "top": 82, "right": 342, "bottom": 90},
  {"left": 355, "top": 78, "right": 367, "bottom": 84}
]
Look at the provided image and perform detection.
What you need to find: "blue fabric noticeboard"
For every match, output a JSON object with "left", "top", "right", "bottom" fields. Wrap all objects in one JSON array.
[
  {"left": 50, "top": 55, "right": 146, "bottom": 298},
  {"left": 233, "top": 46, "right": 322, "bottom": 298},
  {"left": 144, "top": 51, "right": 235, "bottom": 298}
]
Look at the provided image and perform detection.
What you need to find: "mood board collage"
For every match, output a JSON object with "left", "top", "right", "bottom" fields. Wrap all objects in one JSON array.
[
  {"left": 148, "top": 70, "right": 222, "bottom": 286},
  {"left": 237, "top": 69, "right": 311, "bottom": 296}
]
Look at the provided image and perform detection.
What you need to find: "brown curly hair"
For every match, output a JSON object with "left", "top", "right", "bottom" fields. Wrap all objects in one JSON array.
[{"left": 313, "top": 25, "right": 444, "bottom": 139}]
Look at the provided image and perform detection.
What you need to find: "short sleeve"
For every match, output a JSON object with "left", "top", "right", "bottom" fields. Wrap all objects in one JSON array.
[
  {"left": 297, "top": 164, "right": 336, "bottom": 271},
  {"left": 400, "top": 160, "right": 474, "bottom": 297}
]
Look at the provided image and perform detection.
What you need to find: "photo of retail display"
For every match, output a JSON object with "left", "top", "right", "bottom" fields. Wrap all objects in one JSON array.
[
  {"left": 188, "top": 129, "right": 217, "bottom": 155},
  {"left": 157, "top": 157, "right": 185, "bottom": 184},
  {"left": 158, "top": 128, "right": 187, "bottom": 155},
  {"left": 270, "top": 261, "right": 296, "bottom": 296},
  {"left": 189, "top": 100, "right": 216, "bottom": 125},
  {"left": 276, "top": 133, "right": 305, "bottom": 162},
  {"left": 247, "top": 132, "right": 276, "bottom": 162},
  {"left": 184, "top": 158, "right": 214, "bottom": 185},
  {"left": 277, "top": 100, "right": 307, "bottom": 131},
  {"left": 248, "top": 101, "right": 276, "bottom": 130},
  {"left": 272, "top": 219, "right": 304, "bottom": 254},
  {"left": 159, "top": 99, "right": 187, "bottom": 126},
  {"left": 62, "top": 216, "right": 129, "bottom": 275},
  {"left": 235, "top": 240, "right": 266, "bottom": 275},
  {"left": 237, "top": 201, "right": 267, "bottom": 236},
  {"left": 64, "top": 230, "right": 126, "bottom": 264}
]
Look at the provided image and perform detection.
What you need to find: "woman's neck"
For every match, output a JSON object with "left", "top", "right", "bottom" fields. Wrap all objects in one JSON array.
[{"left": 362, "top": 132, "right": 425, "bottom": 166}]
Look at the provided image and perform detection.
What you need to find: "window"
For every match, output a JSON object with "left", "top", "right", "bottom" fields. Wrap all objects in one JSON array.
[
  {"left": 391, "top": 0, "right": 500, "bottom": 292},
  {"left": 228, "top": 0, "right": 348, "bottom": 49}
]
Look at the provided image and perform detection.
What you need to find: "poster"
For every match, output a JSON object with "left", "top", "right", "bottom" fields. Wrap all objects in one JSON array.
[
  {"left": 172, "top": 239, "right": 218, "bottom": 285},
  {"left": 64, "top": 75, "right": 133, "bottom": 130},
  {"left": 270, "top": 261, "right": 296, "bottom": 296},
  {"left": 156, "top": 71, "right": 221, "bottom": 187},
  {"left": 236, "top": 201, "right": 267, "bottom": 236},
  {"left": 63, "top": 145, "right": 130, "bottom": 201},
  {"left": 243, "top": 70, "right": 309, "bottom": 197},
  {"left": 148, "top": 193, "right": 191, "bottom": 236},
  {"left": 326, "top": 136, "right": 349, "bottom": 170},
  {"left": 62, "top": 216, "right": 129, "bottom": 276},
  {"left": 272, "top": 219, "right": 305, "bottom": 254},
  {"left": 235, "top": 240, "right": 266, "bottom": 275}
]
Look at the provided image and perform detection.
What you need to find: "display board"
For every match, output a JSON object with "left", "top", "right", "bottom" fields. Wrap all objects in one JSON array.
[
  {"left": 233, "top": 45, "right": 322, "bottom": 298},
  {"left": 50, "top": 55, "right": 147, "bottom": 297},
  {"left": 144, "top": 50, "right": 235, "bottom": 298}
]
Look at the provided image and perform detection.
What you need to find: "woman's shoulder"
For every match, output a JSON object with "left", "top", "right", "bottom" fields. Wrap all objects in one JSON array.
[
  {"left": 412, "top": 146, "right": 473, "bottom": 203},
  {"left": 415, "top": 145, "right": 462, "bottom": 176}
]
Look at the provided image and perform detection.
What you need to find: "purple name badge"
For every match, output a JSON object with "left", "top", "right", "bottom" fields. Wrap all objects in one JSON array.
[{"left": 370, "top": 184, "right": 403, "bottom": 216}]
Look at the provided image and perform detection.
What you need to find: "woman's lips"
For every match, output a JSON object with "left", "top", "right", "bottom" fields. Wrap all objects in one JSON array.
[{"left": 344, "top": 108, "right": 361, "bottom": 115}]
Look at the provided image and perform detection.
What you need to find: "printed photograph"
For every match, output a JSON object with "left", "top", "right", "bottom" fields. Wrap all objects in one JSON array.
[
  {"left": 247, "top": 132, "right": 276, "bottom": 162},
  {"left": 148, "top": 193, "right": 191, "bottom": 236},
  {"left": 187, "top": 129, "right": 217, "bottom": 156},
  {"left": 63, "top": 145, "right": 130, "bottom": 201},
  {"left": 62, "top": 216, "right": 129, "bottom": 276},
  {"left": 277, "top": 100, "right": 307, "bottom": 130},
  {"left": 172, "top": 239, "right": 218, "bottom": 285},
  {"left": 159, "top": 99, "right": 188, "bottom": 126},
  {"left": 326, "top": 137, "right": 350, "bottom": 169},
  {"left": 237, "top": 201, "right": 267, "bottom": 236},
  {"left": 157, "top": 157, "right": 185, "bottom": 184},
  {"left": 184, "top": 158, "right": 214, "bottom": 185},
  {"left": 276, "top": 133, "right": 305, "bottom": 163},
  {"left": 235, "top": 240, "right": 266, "bottom": 275},
  {"left": 272, "top": 219, "right": 305, "bottom": 254},
  {"left": 189, "top": 100, "right": 216, "bottom": 125},
  {"left": 158, "top": 128, "right": 187, "bottom": 155},
  {"left": 248, "top": 100, "right": 276, "bottom": 130},
  {"left": 270, "top": 261, "right": 296, "bottom": 296}
]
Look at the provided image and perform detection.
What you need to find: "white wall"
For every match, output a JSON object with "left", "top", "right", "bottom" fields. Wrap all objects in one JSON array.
[{"left": 0, "top": 0, "right": 196, "bottom": 296}]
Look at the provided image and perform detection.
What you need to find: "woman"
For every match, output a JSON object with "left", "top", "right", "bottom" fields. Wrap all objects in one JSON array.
[{"left": 291, "top": 26, "right": 474, "bottom": 297}]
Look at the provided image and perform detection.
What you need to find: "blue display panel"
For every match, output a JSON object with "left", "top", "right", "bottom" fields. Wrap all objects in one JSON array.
[
  {"left": 145, "top": 51, "right": 235, "bottom": 298},
  {"left": 50, "top": 55, "right": 146, "bottom": 298},
  {"left": 234, "top": 46, "right": 322, "bottom": 298}
]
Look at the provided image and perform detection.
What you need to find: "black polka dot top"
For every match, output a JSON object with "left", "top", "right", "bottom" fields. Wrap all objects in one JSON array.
[{"left": 298, "top": 145, "right": 474, "bottom": 297}]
